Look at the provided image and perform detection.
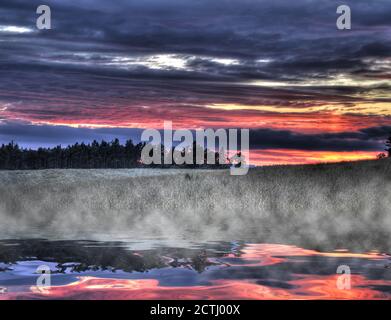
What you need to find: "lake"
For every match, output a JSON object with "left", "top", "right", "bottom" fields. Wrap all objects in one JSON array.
[{"left": 0, "top": 238, "right": 390, "bottom": 299}]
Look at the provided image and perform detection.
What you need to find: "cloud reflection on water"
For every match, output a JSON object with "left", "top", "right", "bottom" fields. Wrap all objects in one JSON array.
[{"left": 0, "top": 240, "right": 390, "bottom": 300}]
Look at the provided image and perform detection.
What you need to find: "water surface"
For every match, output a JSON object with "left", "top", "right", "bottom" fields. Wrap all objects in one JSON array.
[{"left": 0, "top": 239, "right": 390, "bottom": 299}]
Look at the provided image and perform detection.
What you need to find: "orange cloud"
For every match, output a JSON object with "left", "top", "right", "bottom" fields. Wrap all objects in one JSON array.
[{"left": 249, "top": 149, "right": 379, "bottom": 166}]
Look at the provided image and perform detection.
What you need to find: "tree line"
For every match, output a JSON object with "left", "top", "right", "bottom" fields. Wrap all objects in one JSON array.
[
  {"left": 1, "top": 132, "right": 389, "bottom": 170},
  {"left": 378, "top": 133, "right": 391, "bottom": 159},
  {"left": 0, "top": 139, "right": 230, "bottom": 170}
]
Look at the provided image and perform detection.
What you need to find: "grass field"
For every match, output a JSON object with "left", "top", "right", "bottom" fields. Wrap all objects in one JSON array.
[{"left": 0, "top": 159, "right": 390, "bottom": 252}]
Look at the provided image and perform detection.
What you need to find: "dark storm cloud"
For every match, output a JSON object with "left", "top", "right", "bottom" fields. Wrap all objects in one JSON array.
[
  {"left": 0, "top": 0, "right": 390, "bottom": 110},
  {"left": 0, "top": 0, "right": 390, "bottom": 159},
  {"left": 248, "top": 126, "right": 391, "bottom": 151},
  {"left": 0, "top": 121, "right": 143, "bottom": 148},
  {"left": 0, "top": 120, "right": 389, "bottom": 152},
  {"left": 356, "top": 43, "right": 391, "bottom": 58}
]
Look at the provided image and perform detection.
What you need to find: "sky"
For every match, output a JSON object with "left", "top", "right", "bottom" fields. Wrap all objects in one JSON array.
[{"left": 0, "top": 0, "right": 390, "bottom": 165}]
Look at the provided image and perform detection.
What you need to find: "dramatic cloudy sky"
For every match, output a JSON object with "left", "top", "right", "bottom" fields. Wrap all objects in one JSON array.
[{"left": 0, "top": 0, "right": 390, "bottom": 164}]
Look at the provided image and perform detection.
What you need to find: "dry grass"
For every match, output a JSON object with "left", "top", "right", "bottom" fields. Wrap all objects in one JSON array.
[{"left": 0, "top": 159, "right": 390, "bottom": 252}]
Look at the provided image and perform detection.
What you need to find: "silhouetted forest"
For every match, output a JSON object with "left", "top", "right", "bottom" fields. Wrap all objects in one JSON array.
[
  {"left": 386, "top": 133, "right": 391, "bottom": 157},
  {"left": 0, "top": 139, "right": 229, "bottom": 170}
]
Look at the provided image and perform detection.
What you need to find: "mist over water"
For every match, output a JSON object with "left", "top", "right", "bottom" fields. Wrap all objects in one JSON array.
[{"left": 0, "top": 160, "right": 390, "bottom": 253}]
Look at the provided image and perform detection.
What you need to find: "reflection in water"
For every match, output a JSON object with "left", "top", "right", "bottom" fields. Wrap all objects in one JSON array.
[{"left": 0, "top": 239, "right": 390, "bottom": 300}]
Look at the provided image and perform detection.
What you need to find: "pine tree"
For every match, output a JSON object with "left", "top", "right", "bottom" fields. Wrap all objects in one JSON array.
[{"left": 386, "top": 133, "right": 391, "bottom": 157}]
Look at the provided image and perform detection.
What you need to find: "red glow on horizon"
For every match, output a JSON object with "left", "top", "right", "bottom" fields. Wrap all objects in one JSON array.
[
  {"left": 29, "top": 112, "right": 391, "bottom": 134},
  {"left": 2, "top": 102, "right": 389, "bottom": 166},
  {"left": 2, "top": 100, "right": 391, "bottom": 134}
]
